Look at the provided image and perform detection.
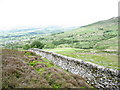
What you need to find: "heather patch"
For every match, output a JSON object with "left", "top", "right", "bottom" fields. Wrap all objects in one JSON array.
[{"left": 2, "top": 49, "right": 92, "bottom": 88}]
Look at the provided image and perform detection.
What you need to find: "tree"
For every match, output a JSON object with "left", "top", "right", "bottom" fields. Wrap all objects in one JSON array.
[
  {"left": 30, "top": 41, "right": 44, "bottom": 49},
  {"left": 23, "top": 44, "right": 30, "bottom": 50}
]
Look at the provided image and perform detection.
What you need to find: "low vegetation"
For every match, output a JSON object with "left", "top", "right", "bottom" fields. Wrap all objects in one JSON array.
[
  {"left": 2, "top": 49, "right": 92, "bottom": 88},
  {"left": 45, "top": 48, "right": 119, "bottom": 70},
  {"left": 23, "top": 40, "right": 44, "bottom": 50}
]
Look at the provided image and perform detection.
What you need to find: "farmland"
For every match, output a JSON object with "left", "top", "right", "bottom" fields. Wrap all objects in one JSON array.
[{"left": 45, "top": 48, "right": 119, "bottom": 70}]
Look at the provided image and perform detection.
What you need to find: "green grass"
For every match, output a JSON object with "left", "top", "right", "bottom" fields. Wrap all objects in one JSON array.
[
  {"left": 1, "top": 17, "right": 118, "bottom": 52},
  {"left": 45, "top": 48, "right": 119, "bottom": 70},
  {"left": 94, "top": 37, "right": 118, "bottom": 50},
  {"left": 41, "top": 17, "right": 118, "bottom": 50},
  {"left": 29, "top": 58, "right": 57, "bottom": 68},
  {"left": 45, "top": 48, "right": 94, "bottom": 53}
]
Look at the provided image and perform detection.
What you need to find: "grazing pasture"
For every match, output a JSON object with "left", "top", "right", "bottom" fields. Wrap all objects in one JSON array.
[{"left": 45, "top": 48, "right": 119, "bottom": 70}]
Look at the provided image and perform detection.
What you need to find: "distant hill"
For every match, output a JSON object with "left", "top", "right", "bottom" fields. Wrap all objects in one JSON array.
[
  {"left": 0, "top": 26, "right": 78, "bottom": 37},
  {"left": 42, "top": 17, "right": 118, "bottom": 51},
  {"left": 0, "top": 26, "right": 78, "bottom": 46},
  {"left": 1, "top": 17, "right": 118, "bottom": 51}
]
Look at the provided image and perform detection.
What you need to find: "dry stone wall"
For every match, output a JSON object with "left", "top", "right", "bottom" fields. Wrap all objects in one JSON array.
[{"left": 29, "top": 48, "right": 120, "bottom": 88}]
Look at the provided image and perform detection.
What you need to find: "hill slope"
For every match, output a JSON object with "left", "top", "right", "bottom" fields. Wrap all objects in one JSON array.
[
  {"left": 42, "top": 17, "right": 118, "bottom": 51},
  {"left": 2, "top": 49, "right": 92, "bottom": 88},
  {"left": 1, "top": 17, "right": 118, "bottom": 51}
]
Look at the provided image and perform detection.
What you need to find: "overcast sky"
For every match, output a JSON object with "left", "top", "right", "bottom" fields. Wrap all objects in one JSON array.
[{"left": 0, "top": 0, "right": 119, "bottom": 31}]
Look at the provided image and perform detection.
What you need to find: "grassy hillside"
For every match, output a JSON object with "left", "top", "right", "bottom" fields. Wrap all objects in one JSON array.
[
  {"left": 2, "top": 49, "right": 92, "bottom": 88},
  {"left": 45, "top": 48, "right": 119, "bottom": 70},
  {"left": 42, "top": 17, "right": 118, "bottom": 51},
  {"left": 1, "top": 17, "right": 118, "bottom": 51},
  {"left": 42, "top": 17, "right": 119, "bottom": 70}
]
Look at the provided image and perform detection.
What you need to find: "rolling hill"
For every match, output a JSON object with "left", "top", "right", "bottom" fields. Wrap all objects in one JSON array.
[
  {"left": 1, "top": 17, "right": 118, "bottom": 52},
  {"left": 42, "top": 17, "right": 119, "bottom": 70},
  {"left": 0, "top": 26, "right": 78, "bottom": 46},
  {"left": 41, "top": 17, "right": 118, "bottom": 51}
]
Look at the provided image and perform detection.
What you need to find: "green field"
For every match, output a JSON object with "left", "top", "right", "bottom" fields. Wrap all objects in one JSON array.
[
  {"left": 45, "top": 48, "right": 119, "bottom": 70},
  {"left": 41, "top": 17, "right": 118, "bottom": 50}
]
